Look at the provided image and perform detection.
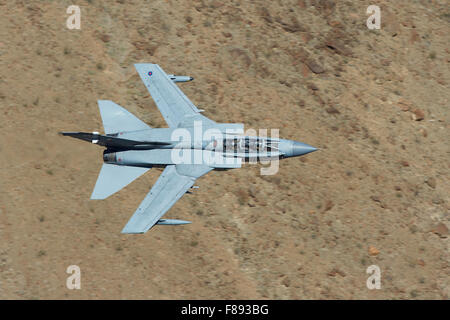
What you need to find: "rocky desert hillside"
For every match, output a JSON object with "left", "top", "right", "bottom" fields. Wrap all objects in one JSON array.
[{"left": 0, "top": 0, "right": 448, "bottom": 299}]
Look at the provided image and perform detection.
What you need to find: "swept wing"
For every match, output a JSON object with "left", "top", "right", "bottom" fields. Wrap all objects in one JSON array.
[
  {"left": 134, "top": 63, "right": 215, "bottom": 128},
  {"left": 121, "top": 164, "right": 212, "bottom": 233}
]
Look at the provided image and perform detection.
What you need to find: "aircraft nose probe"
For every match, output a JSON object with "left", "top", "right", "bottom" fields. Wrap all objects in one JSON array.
[
  {"left": 291, "top": 141, "right": 318, "bottom": 157},
  {"left": 278, "top": 139, "right": 317, "bottom": 157}
]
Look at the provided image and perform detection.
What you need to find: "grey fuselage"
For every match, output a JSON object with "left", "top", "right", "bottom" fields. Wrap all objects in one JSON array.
[{"left": 102, "top": 127, "right": 317, "bottom": 169}]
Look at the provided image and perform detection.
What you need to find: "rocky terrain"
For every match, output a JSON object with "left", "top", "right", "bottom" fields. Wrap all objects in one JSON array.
[{"left": 0, "top": 0, "right": 448, "bottom": 299}]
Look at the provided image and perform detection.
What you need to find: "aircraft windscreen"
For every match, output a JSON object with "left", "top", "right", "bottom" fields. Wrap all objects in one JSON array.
[{"left": 221, "top": 137, "right": 278, "bottom": 153}]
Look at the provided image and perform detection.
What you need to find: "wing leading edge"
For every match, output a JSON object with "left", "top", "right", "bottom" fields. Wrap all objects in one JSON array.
[{"left": 121, "top": 164, "right": 213, "bottom": 234}]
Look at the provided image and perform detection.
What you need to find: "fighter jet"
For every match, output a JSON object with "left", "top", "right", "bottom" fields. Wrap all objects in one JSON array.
[{"left": 61, "top": 64, "right": 317, "bottom": 234}]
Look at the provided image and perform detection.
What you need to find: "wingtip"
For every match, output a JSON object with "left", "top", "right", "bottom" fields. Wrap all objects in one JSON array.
[
  {"left": 134, "top": 63, "right": 157, "bottom": 68},
  {"left": 90, "top": 194, "right": 105, "bottom": 200},
  {"left": 121, "top": 227, "right": 145, "bottom": 234}
]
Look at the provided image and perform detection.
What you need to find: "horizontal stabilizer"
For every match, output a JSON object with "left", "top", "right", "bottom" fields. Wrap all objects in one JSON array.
[
  {"left": 98, "top": 100, "right": 151, "bottom": 134},
  {"left": 91, "top": 164, "right": 150, "bottom": 200}
]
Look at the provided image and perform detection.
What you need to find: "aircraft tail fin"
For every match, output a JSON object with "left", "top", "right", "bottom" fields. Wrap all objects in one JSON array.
[
  {"left": 91, "top": 164, "right": 150, "bottom": 200},
  {"left": 98, "top": 100, "right": 151, "bottom": 134}
]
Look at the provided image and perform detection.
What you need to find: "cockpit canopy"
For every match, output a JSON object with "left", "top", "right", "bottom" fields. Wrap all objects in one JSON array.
[{"left": 219, "top": 137, "right": 279, "bottom": 153}]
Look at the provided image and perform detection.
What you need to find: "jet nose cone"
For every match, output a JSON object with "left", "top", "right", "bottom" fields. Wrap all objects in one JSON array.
[{"left": 291, "top": 141, "right": 317, "bottom": 157}]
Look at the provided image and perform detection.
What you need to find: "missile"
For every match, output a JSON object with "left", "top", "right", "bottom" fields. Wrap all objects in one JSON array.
[
  {"left": 168, "top": 75, "right": 194, "bottom": 82},
  {"left": 156, "top": 219, "right": 191, "bottom": 225}
]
